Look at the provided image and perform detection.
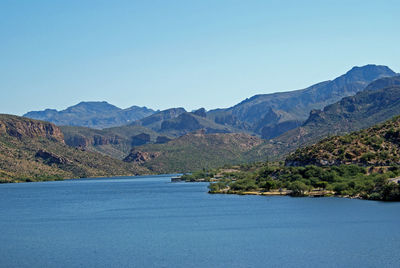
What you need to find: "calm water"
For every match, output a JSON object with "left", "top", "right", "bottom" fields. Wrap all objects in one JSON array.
[{"left": 1, "top": 175, "right": 400, "bottom": 268}]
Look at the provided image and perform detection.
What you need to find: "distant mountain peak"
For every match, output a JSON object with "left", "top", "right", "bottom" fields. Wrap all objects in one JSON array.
[
  {"left": 24, "top": 101, "right": 156, "bottom": 129},
  {"left": 342, "top": 64, "right": 396, "bottom": 81}
]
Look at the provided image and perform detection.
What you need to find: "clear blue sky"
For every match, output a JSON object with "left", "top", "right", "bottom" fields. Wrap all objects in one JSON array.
[{"left": 1, "top": 0, "right": 399, "bottom": 115}]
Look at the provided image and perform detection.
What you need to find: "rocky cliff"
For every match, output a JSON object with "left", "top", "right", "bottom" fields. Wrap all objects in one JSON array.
[
  {"left": 0, "top": 114, "right": 64, "bottom": 142},
  {"left": 0, "top": 114, "right": 147, "bottom": 182}
]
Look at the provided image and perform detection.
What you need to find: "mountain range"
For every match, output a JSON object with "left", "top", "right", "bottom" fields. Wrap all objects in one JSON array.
[
  {"left": 207, "top": 64, "right": 396, "bottom": 138},
  {"left": 125, "top": 75, "right": 400, "bottom": 172},
  {"left": 25, "top": 65, "right": 395, "bottom": 139},
  {"left": 6, "top": 64, "right": 400, "bottom": 176},
  {"left": 274, "top": 75, "right": 400, "bottom": 149},
  {"left": 24, "top": 101, "right": 156, "bottom": 129}
]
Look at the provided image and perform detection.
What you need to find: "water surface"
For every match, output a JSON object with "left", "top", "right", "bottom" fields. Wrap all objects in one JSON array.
[{"left": 1, "top": 175, "right": 399, "bottom": 267}]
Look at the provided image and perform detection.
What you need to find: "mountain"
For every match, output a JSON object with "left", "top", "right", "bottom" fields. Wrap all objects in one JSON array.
[
  {"left": 60, "top": 108, "right": 248, "bottom": 161},
  {"left": 285, "top": 115, "right": 400, "bottom": 167},
  {"left": 18, "top": 65, "right": 399, "bottom": 176},
  {"left": 131, "top": 107, "right": 187, "bottom": 131},
  {"left": 0, "top": 114, "right": 146, "bottom": 182},
  {"left": 24, "top": 101, "right": 156, "bottom": 129},
  {"left": 123, "top": 132, "right": 266, "bottom": 173},
  {"left": 131, "top": 107, "right": 243, "bottom": 137},
  {"left": 208, "top": 64, "right": 396, "bottom": 138},
  {"left": 275, "top": 76, "right": 400, "bottom": 150},
  {"left": 159, "top": 111, "right": 243, "bottom": 137},
  {"left": 23, "top": 65, "right": 396, "bottom": 139},
  {"left": 105, "top": 74, "right": 400, "bottom": 173}
]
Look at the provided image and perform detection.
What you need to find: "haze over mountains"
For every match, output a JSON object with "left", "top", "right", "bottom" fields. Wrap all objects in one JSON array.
[{"left": 6, "top": 64, "right": 400, "bottom": 175}]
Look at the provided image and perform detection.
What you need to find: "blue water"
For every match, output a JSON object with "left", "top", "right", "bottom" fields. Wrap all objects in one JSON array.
[{"left": 0, "top": 175, "right": 400, "bottom": 268}]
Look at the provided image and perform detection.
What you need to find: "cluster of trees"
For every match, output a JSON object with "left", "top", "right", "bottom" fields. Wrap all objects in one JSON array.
[
  {"left": 207, "top": 163, "right": 400, "bottom": 200},
  {"left": 180, "top": 170, "right": 216, "bottom": 182}
]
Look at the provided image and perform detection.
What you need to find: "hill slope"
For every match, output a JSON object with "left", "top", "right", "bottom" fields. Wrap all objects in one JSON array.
[
  {"left": 0, "top": 114, "right": 146, "bottom": 182},
  {"left": 285, "top": 115, "right": 400, "bottom": 167},
  {"left": 123, "top": 132, "right": 266, "bottom": 173},
  {"left": 60, "top": 124, "right": 168, "bottom": 159},
  {"left": 60, "top": 109, "right": 243, "bottom": 160},
  {"left": 24, "top": 101, "right": 156, "bottom": 129},
  {"left": 131, "top": 107, "right": 187, "bottom": 131},
  {"left": 158, "top": 111, "right": 243, "bottom": 137},
  {"left": 119, "top": 76, "right": 400, "bottom": 172},
  {"left": 208, "top": 64, "right": 396, "bottom": 138},
  {"left": 275, "top": 76, "right": 400, "bottom": 150}
]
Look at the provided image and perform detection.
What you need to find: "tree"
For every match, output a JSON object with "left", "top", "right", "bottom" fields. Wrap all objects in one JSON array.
[
  {"left": 208, "top": 182, "right": 227, "bottom": 193},
  {"left": 316, "top": 181, "right": 328, "bottom": 190},
  {"left": 288, "top": 181, "right": 309, "bottom": 196},
  {"left": 261, "top": 180, "right": 277, "bottom": 192}
]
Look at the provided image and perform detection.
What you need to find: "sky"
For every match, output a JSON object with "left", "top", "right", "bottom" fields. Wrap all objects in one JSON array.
[{"left": 1, "top": 0, "right": 399, "bottom": 115}]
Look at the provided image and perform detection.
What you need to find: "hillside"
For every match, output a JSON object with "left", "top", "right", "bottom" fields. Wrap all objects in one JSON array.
[
  {"left": 208, "top": 64, "right": 396, "bottom": 138},
  {"left": 131, "top": 107, "right": 187, "bottom": 131},
  {"left": 123, "top": 132, "right": 266, "bottom": 173},
  {"left": 181, "top": 116, "right": 400, "bottom": 201},
  {"left": 23, "top": 65, "right": 396, "bottom": 139},
  {"left": 285, "top": 115, "right": 400, "bottom": 167},
  {"left": 275, "top": 76, "right": 400, "bottom": 150},
  {"left": 0, "top": 114, "right": 147, "bottom": 182},
  {"left": 60, "top": 109, "right": 246, "bottom": 160},
  {"left": 24, "top": 101, "right": 156, "bottom": 129},
  {"left": 118, "top": 76, "right": 400, "bottom": 172},
  {"left": 158, "top": 111, "right": 243, "bottom": 137},
  {"left": 61, "top": 124, "right": 168, "bottom": 159}
]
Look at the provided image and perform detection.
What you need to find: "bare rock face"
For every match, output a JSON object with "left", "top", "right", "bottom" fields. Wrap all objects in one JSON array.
[
  {"left": 123, "top": 150, "right": 160, "bottom": 164},
  {"left": 0, "top": 115, "right": 64, "bottom": 142},
  {"left": 35, "top": 150, "right": 70, "bottom": 165},
  {"left": 64, "top": 135, "right": 91, "bottom": 147},
  {"left": 64, "top": 133, "right": 121, "bottom": 148}
]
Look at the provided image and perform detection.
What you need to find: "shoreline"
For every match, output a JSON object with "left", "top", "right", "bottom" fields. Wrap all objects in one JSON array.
[{"left": 209, "top": 189, "right": 336, "bottom": 198}]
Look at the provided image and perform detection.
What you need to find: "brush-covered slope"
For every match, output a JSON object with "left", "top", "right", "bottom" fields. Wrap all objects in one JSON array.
[
  {"left": 285, "top": 115, "right": 400, "bottom": 167},
  {"left": 0, "top": 114, "right": 146, "bottom": 182},
  {"left": 24, "top": 101, "right": 156, "bottom": 129},
  {"left": 61, "top": 108, "right": 240, "bottom": 160},
  {"left": 208, "top": 64, "right": 396, "bottom": 138},
  {"left": 276, "top": 76, "right": 400, "bottom": 149},
  {"left": 123, "top": 132, "right": 265, "bottom": 173}
]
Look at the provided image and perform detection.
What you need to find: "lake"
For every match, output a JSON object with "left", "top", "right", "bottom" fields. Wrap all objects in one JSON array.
[{"left": 0, "top": 175, "right": 399, "bottom": 267}]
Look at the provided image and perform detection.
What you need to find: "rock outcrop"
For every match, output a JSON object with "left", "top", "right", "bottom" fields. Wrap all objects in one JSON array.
[
  {"left": 123, "top": 150, "right": 161, "bottom": 164},
  {"left": 35, "top": 150, "right": 70, "bottom": 165},
  {"left": 0, "top": 114, "right": 64, "bottom": 142}
]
